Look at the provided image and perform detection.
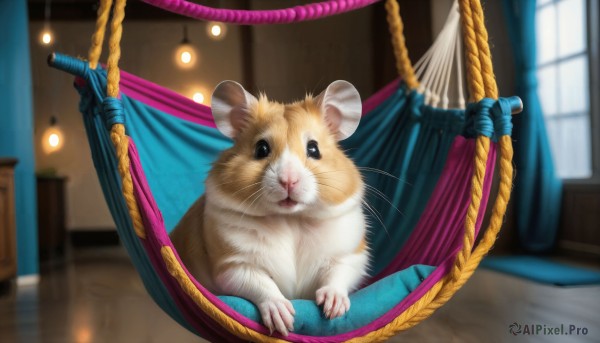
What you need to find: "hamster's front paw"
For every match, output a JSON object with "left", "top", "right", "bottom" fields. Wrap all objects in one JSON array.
[
  {"left": 258, "top": 297, "right": 295, "bottom": 336},
  {"left": 316, "top": 286, "right": 350, "bottom": 319}
]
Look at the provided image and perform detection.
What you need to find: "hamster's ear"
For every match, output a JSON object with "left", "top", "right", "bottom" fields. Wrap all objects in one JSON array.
[
  {"left": 211, "top": 80, "right": 258, "bottom": 138},
  {"left": 314, "top": 80, "right": 362, "bottom": 141}
]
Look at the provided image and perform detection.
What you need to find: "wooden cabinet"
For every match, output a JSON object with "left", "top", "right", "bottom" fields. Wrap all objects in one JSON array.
[
  {"left": 0, "top": 158, "right": 18, "bottom": 282},
  {"left": 37, "top": 176, "right": 67, "bottom": 260}
]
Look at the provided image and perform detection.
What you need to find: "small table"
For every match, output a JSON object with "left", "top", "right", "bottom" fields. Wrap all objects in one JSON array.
[{"left": 37, "top": 176, "right": 67, "bottom": 261}]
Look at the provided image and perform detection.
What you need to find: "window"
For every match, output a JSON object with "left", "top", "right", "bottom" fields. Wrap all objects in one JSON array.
[{"left": 536, "top": 0, "right": 593, "bottom": 179}]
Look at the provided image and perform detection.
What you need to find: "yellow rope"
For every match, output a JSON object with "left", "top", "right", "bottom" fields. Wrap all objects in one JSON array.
[
  {"left": 468, "top": 0, "right": 498, "bottom": 99},
  {"left": 161, "top": 246, "right": 288, "bottom": 342},
  {"left": 345, "top": 278, "right": 447, "bottom": 343},
  {"left": 451, "top": 136, "right": 489, "bottom": 283},
  {"left": 110, "top": 124, "right": 145, "bottom": 238},
  {"left": 88, "top": 0, "right": 113, "bottom": 69},
  {"left": 385, "top": 0, "right": 419, "bottom": 89},
  {"left": 458, "top": 0, "right": 484, "bottom": 102},
  {"left": 107, "top": 0, "right": 126, "bottom": 98},
  {"left": 103, "top": 0, "right": 145, "bottom": 239},
  {"left": 457, "top": 136, "right": 514, "bottom": 283},
  {"left": 347, "top": 1, "right": 509, "bottom": 341}
]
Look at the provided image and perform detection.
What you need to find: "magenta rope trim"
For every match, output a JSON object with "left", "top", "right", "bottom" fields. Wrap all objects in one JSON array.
[{"left": 140, "top": 0, "right": 381, "bottom": 24}]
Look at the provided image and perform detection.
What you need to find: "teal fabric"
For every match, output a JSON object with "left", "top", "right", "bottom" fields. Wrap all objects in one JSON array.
[
  {"left": 342, "top": 87, "right": 467, "bottom": 273},
  {"left": 50, "top": 53, "right": 513, "bottom": 336},
  {"left": 105, "top": 79, "right": 467, "bottom": 275},
  {"left": 502, "top": 0, "right": 562, "bottom": 252},
  {"left": 0, "top": 0, "right": 39, "bottom": 276},
  {"left": 74, "top": 65, "right": 198, "bottom": 335},
  {"left": 122, "top": 96, "right": 231, "bottom": 231},
  {"left": 220, "top": 264, "right": 435, "bottom": 335},
  {"left": 481, "top": 256, "right": 600, "bottom": 286}
]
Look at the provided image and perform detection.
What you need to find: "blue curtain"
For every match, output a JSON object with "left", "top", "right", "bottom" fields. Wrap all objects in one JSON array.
[
  {"left": 502, "top": 0, "right": 563, "bottom": 252},
  {"left": 0, "top": 0, "right": 39, "bottom": 276}
]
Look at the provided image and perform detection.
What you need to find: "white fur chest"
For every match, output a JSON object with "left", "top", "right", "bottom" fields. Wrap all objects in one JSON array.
[{"left": 208, "top": 203, "right": 366, "bottom": 300}]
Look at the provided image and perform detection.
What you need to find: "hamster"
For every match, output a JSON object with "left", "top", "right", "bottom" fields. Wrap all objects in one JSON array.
[{"left": 169, "top": 80, "right": 369, "bottom": 337}]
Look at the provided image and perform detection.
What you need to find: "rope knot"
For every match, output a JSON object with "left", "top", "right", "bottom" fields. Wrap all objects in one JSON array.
[
  {"left": 491, "top": 96, "right": 520, "bottom": 137},
  {"left": 467, "top": 97, "right": 519, "bottom": 138},
  {"left": 471, "top": 98, "right": 495, "bottom": 137},
  {"left": 102, "top": 97, "right": 125, "bottom": 129}
]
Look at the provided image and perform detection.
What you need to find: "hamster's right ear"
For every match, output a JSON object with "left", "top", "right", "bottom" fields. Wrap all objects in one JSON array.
[{"left": 211, "top": 80, "right": 258, "bottom": 138}]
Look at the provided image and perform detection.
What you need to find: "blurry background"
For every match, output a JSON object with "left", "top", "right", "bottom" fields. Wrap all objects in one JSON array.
[{"left": 0, "top": 0, "right": 598, "bottom": 342}]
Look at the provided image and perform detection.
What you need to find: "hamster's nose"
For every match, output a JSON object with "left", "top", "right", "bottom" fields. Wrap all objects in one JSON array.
[{"left": 279, "top": 176, "right": 299, "bottom": 192}]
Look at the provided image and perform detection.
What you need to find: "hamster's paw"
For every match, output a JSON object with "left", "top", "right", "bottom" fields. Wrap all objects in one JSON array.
[
  {"left": 258, "top": 297, "right": 295, "bottom": 336},
  {"left": 316, "top": 286, "right": 350, "bottom": 319}
]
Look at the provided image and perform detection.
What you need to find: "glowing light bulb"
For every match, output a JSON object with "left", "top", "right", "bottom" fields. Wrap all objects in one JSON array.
[
  {"left": 42, "top": 125, "right": 64, "bottom": 154},
  {"left": 207, "top": 22, "right": 227, "bottom": 41},
  {"left": 192, "top": 92, "right": 205, "bottom": 104},
  {"left": 180, "top": 51, "right": 192, "bottom": 64},
  {"left": 175, "top": 44, "right": 197, "bottom": 69},
  {"left": 49, "top": 133, "right": 60, "bottom": 147},
  {"left": 42, "top": 33, "right": 52, "bottom": 44},
  {"left": 211, "top": 25, "right": 221, "bottom": 37},
  {"left": 40, "top": 30, "right": 53, "bottom": 45}
]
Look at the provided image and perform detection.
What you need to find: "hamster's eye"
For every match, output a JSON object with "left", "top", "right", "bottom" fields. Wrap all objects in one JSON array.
[
  {"left": 307, "top": 140, "right": 321, "bottom": 159},
  {"left": 254, "top": 139, "right": 270, "bottom": 159}
]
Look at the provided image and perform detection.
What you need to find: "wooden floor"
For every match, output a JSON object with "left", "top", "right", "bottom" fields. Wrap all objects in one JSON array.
[{"left": 0, "top": 246, "right": 598, "bottom": 343}]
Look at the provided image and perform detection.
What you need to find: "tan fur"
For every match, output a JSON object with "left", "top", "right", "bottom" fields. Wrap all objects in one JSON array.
[
  {"left": 171, "top": 84, "right": 368, "bottom": 336},
  {"left": 210, "top": 95, "right": 361, "bottom": 206}
]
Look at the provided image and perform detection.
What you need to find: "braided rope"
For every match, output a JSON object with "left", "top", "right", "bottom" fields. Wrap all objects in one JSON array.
[
  {"left": 104, "top": 0, "right": 146, "bottom": 239},
  {"left": 107, "top": 0, "right": 125, "bottom": 98},
  {"left": 468, "top": 0, "right": 498, "bottom": 99},
  {"left": 345, "top": 278, "right": 447, "bottom": 342},
  {"left": 88, "top": 0, "right": 113, "bottom": 69},
  {"left": 160, "top": 246, "right": 288, "bottom": 342},
  {"left": 141, "top": 0, "right": 380, "bottom": 25},
  {"left": 384, "top": 0, "right": 419, "bottom": 89},
  {"left": 451, "top": 136, "right": 489, "bottom": 282},
  {"left": 458, "top": 0, "right": 484, "bottom": 101},
  {"left": 346, "top": 1, "right": 510, "bottom": 340}
]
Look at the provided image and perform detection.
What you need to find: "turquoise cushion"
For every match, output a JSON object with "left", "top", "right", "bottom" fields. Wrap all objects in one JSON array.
[{"left": 219, "top": 264, "right": 435, "bottom": 335}]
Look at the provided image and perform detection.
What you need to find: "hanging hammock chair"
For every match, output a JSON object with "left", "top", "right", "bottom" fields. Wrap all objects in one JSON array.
[{"left": 48, "top": 0, "right": 520, "bottom": 341}]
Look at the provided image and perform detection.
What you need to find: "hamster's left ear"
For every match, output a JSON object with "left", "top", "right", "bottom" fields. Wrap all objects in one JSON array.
[{"left": 314, "top": 80, "right": 362, "bottom": 141}]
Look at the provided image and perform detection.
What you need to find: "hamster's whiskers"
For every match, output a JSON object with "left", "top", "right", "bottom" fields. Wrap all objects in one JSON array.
[
  {"left": 237, "top": 187, "right": 267, "bottom": 224},
  {"left": 361, "top": 199, "right": 390, "bottom": 239},
  {"left": 315, "top": 181, "right": 346, "bottom": 195},
  {"left": 356, "top": 167, "right": 410, "bottom": 185},
  {"left": 312, "top": 167, "right": 410, "bottom": 185},
  {"left": 364, "top": 184, "right": 404, "bottom": 216},
  {"left": 230, "top": 181, "right": 263, "bottom": 197},
  {"left": 213, "top": 178, "right": 256, "bottom": 188}
]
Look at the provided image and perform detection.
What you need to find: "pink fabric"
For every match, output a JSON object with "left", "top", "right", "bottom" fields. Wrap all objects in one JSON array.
[
  {"left": 371, "top": 137, "right": 497, "bottom": 281},
  {"left": 128, "top": 134, "right": 497, "bottom": 342},
  {"left": 118, "top": 69, "right": 216, "bottom": 128},
  {"left": 141, "top": 0, "right": 380, "bottom": 25},
  {"left": 117, "top": 67, "right": 399, "bottom": 126}
]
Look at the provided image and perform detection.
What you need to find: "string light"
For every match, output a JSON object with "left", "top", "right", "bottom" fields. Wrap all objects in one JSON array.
[
  {"left": 192, "top": 92, "right": 205, "bottom": 104},
  {"left": 41, "top": 30, "right": 53, "bottom": 45},
  {"left": 174, "top": 25, "right": 198, "bottom": 69},
  {"left": 42, "top": 116, "right": 64, "bottom": 154},
  {"left": 40, "top": 0, "right": 54, "bottom": 46},
  {"left": 207, "top": 22, "right": 227, "bottom": 41},
  {"left": 48, "top": 133, "right": 60, "bottom": 147}
]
